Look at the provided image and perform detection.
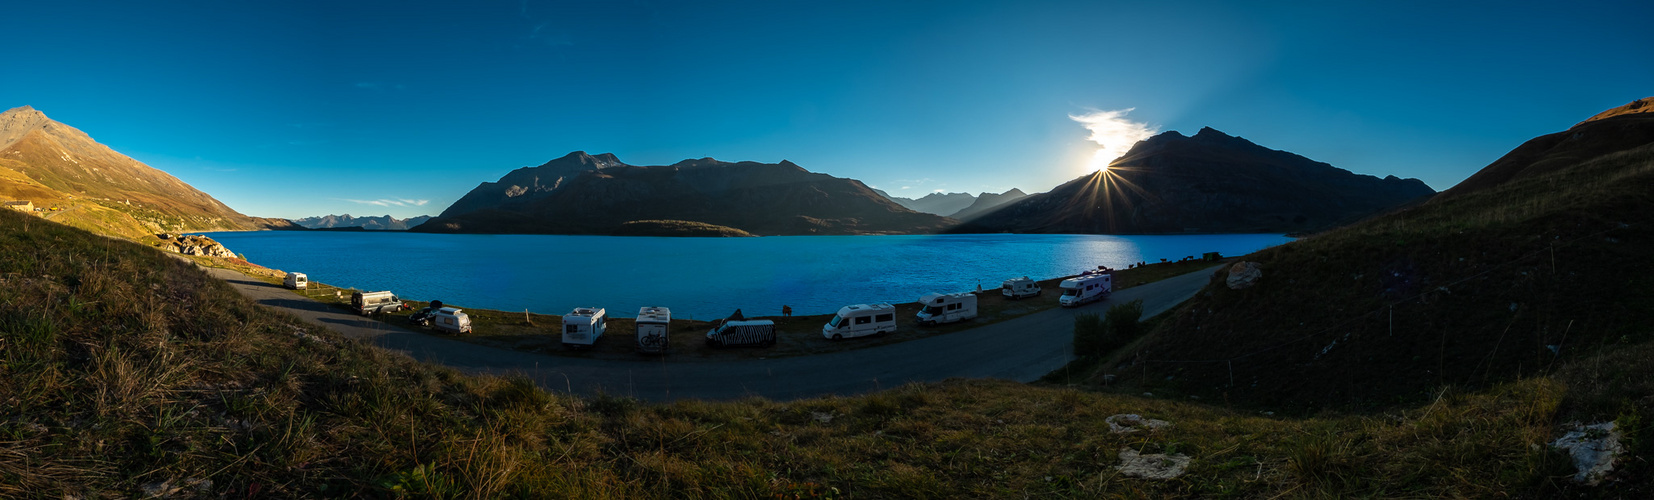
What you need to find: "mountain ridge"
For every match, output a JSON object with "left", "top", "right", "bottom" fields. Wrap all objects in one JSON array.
[
  {"left": 417, "top": 153, "right": 953, "bottom": 236},
  {"left": 0, "top": 105, "right": 296, "bottom": 238},
  {"left": 951, "top": 127, "right": 1434, "bottom": 234}
]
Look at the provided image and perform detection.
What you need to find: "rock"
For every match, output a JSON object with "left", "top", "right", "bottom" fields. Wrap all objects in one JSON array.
[
  {"left": 811, "top": 411, "right": 834, "bottom": 424},
  {"left": 1114, "top": 447, "right": 1191, "bottom": 479},
  {"left": 153, "top": 234, "right": 237, "bottom": 258},
  {"left": 1552, "top": 421, "right": 1624, "bottom": 485},
  {"left": 1106, "top": 414, "right": 1172, "bottom": 434},
  {"left": 1226, "top": 261, "right": 1263, "bottom": 289}
]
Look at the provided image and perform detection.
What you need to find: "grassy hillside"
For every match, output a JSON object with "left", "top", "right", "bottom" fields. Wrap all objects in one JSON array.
[{"left": 5, "top": 195, "right": 1650, "bottom": 497}]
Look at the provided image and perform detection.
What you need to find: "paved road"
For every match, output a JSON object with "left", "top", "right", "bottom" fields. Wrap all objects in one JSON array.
[{"left": 204, "top": 265, "right": 1222, "bottom": 402}]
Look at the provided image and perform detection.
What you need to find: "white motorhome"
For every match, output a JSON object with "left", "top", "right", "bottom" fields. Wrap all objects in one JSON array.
[
  {"left": 562, "top": 307, "right": 607, "bottom": 349},
  {"left": 1001, "top": 276, "right": 1040, "bottom": 299},
  {"left": 283, "top": 272, "right": 307, "bottom": 290},
  {"left": 916, "top": 292, "right": 978, "bottom": 326},
  {"left": 351, "top": 291, "right": 404, "bottom": 315},
  {"left": 636, "top": 306, "right": 671, "bottom": 354},
  {"left": 822, "top": 303, "right": 897, "bottom": 340},
  {"left": 430, "top": 307, "right": 472, "bottom": 334},
  {"left": 1058, "top": 271, "right": 1113, "bottom": 307}
]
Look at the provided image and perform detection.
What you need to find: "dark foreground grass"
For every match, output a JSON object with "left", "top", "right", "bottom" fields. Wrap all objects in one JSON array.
[{"left": 2, "top": 209, "right": 1640, "bottom": 497}]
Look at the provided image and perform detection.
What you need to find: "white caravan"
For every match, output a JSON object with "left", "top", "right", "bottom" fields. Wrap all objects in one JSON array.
[
  {"left": 351, "top": 291, "right": 404, "bottom": 315},
  {"left": 562, "top": 307, "right": 607, "bottom": 349},
  {"left": 916, "top": 292, "right": 978, "bottom": 326},
  {"left": 1001, "top": 276, "right": 1040, "bottom": 299},
  {"left": 822, "top": 303, "right": 897, "bottom": 340},
  {"left": 284, "top": 272, "right": 307, "bottom": 290},
  {"left": 1058, "top": 272, "right": 1113, "bottom": 307},
  {"left": 636, "top": 306, "right": 671, "bottom": 354},
  {"left": 430, "top": 307, "right": 472, "bottom": 334}
]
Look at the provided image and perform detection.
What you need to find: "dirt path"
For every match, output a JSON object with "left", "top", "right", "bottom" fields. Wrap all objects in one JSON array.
[{"left": 202, "top": 264, "right": 1222, "bottom": 401}]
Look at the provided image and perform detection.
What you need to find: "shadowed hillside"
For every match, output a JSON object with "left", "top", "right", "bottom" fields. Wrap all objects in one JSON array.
[{"left": 1099, "top": 99, "right": 1654, "bottom": 414}]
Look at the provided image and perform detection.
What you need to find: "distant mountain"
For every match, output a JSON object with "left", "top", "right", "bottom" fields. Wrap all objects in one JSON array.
[
  {"left": 0, "top": 105, "right": 295, "bottom": 239},
  {"left": 875, "top": 190, "right": 977, "bottom": 216},
  {"left": 415, "top": 153, "right": 953, "bottom": 236},
  {"left": 1434, "top": 97, "right": 1654, "bottom": 200},
  {"left": 294, "top": 214, "right": 432, "bottom": 230},
  {"left": 439, "top": 151, "right": 625, "bottom": 218},
  {"left": 947, "top": 188, "right": 1028, "bottom": 221},
  {"left": 952, "top": 127, "right": 1435, "bottom": 234}
]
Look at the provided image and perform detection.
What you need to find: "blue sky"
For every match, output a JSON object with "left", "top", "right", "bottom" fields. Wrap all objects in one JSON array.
[{"left": 7, "top": 0, "right": 1650, "bottom": 219}]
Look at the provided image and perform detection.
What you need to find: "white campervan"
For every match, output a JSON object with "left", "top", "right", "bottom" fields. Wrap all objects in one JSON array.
[
  {"left": 822, "top": 303, "right": 897, "bottom": 340},
  {"left": 562, "top": 307, "right": 607, "bottom": 349},
  {"left": 1058, "top": 272, "right": 1113, "bottom": 307},
  {"left": 284, "top": 272, "right": 307, "bottom": 290},
  {"left": 636, "top": 306, "right": 671, "bottom": 354},
  {"left": 351, "top": 291, "right": 404, "bottom": 315},
  {"left": 705, "top": 319, "right": 777, "bottom": 347},
  {"left": 1001, "top": 276, "right": 1040, "bottom": 299},
  {"left": 431, "top": 307, "right": 472, "bottom": 334},
  {"left": 916, "top": 292, "right": 978, "bottom": 326}
]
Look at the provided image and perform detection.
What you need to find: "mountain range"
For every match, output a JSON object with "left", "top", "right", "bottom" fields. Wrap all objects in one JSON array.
[
  {"left": 294, "top": 214, "right": 432, "bottom": 230},
  {"left": 952, "top": 127, "right": 1436, "bottom": 234},
  {"left": 0, "top": 105, "right": 293, "bottom": 238},
  {"left": 415, "top": 152, "right": 954, "bottom": 236},
  {"left": 875, "top": 189, "right": 1030, "bottom": 221}
]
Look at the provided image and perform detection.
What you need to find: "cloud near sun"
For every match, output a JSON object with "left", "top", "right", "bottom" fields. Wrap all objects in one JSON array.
[{"left": 1070, "top": 108, "right": 1158, "bottom": 170}]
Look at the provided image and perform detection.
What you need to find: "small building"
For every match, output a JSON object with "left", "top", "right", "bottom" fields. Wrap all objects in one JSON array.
[{"left": 3, "top": 200, "right": 33, "bottom": 212}]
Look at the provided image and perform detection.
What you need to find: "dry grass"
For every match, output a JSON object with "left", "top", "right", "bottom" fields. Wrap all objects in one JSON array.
[{"left": 1, "top": 198, "right": 1646, "bottom": 497}]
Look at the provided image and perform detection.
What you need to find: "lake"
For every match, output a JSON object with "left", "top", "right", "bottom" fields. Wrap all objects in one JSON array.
[{"left": 204, "top": 232, "right": 1292, "bottom": 320}]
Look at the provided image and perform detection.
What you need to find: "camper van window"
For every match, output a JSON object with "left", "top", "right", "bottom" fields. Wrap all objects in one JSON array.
[
  {"left": 875, "top": 313, "right": 894, "bottom": 322},
  {"left": 922, "top": 305, "right": 942, "bottom": 315},
  {"left": 828, "top": 315, "right": 846, "bottom": 328},
  {"left": 1064, "top": 289, "right": 1079, "bottom": 296},
  {"left": 565, "top": 325, "right": 580, "bottom": 334},
  {"left": 444, "top": 318, "right": 455, "bottom": 325},
  {"left": 855, "top": 316, "right": 872, "bottom": 325}
]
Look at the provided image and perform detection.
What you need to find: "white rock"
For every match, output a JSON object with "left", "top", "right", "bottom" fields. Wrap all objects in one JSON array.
[
  {"left": 1106, "top": 414, "right": 1172, "bottom": 434},
  {"left": 1552, "top": 421, "right": 1623, "bottom": 485},
  {"left": 1114, "top": 447, "right": 1190, "bottom": 479},
  {"left": 1226, "top": 262, "right": 1263, "bottom": 290}
]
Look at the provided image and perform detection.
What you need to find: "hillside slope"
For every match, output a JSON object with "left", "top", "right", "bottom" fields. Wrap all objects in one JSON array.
[
  {"left": 417, "top": 153, "right": 953, "bottom": 235},
  {"left": 953, "top": 128, "right": 1435, "bottom": 234},
  {"left": 1435, "top": 97, "right": 1654, "bottom": 200},
  {"left": 1106, "top": 99, "right": 1654, "bottom": 412},
  {"left": 4, "top": 207, "right": 1642, "bottom": 497},
  {"left": 0, "top": 106, "right": 294, "bottom": 238}
]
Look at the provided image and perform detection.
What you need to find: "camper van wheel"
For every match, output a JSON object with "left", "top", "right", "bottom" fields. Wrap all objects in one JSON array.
[{"left": 831, "top": 334, "right": 843, "bottom": 340}]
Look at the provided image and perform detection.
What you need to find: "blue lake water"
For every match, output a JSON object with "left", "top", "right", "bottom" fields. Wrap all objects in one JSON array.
[{"left": 204, "top": 232, "right": 1292, "bottom": 320}]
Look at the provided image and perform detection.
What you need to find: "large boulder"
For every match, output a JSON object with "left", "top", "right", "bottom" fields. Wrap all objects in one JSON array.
[
  {"left": 154, "top": 233, "right": 236, "bottom": 258},
  {"left": 1226, "top": 261, "right": 1263, "bottom": 289}
]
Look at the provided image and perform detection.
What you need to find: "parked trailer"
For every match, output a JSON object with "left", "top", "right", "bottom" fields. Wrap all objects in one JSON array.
[
  {"left": 351, "top": 291, "right": 405, "bottom": 315},
  {"left": 430, "top": 307, "right": 472, "bottom": 334},
  {"left": 1001, "top": 276, "right": 1040, "bottom": 299},
  {"left": 1058, "top": 271, "right": 1113, "bottom": 307},
  {"left": 917, "top": 292, "right": 978, "bottom": 326},
  {"left": 283, "top": 272, "right": 307, "bottom": 290},
  {"left": 636, "top": 306, "right": 671, "bottom": 354},
  {"left": 562, "top": 307, "right": 607, "bottom": 349},
  {"left": 822, "top": 303, "right": 897, "bottom": 340}
]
